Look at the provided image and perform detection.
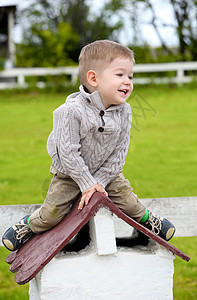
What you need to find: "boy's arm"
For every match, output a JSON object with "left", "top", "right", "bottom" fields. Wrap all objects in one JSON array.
[
  {"left": 57, "top": 107, "right": 108, "bottom": 210},
  {"left": 93, "top": 106, "right": 132, "bottom": 188},
  {"left": 57, "top": 106, "right": 98, "bottom": 192}
]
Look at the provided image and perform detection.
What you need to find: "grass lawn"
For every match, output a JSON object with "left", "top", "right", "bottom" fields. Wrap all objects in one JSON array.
[
  {"left": 124, "top": 84, "right": 197, "bottom": 198},
  {"left": 0, "top": 84, "right": 196, "bottom": 299},
  {"left": 172, "top": 237, "right": 197, "bottom": 300},
  {"left": 0, "top": 247, "right": 29, "bottom": 300}
]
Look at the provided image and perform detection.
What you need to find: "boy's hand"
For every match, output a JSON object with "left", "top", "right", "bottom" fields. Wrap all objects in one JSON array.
[{"left": 78, "top": 183, "right": 108, "bottom": 210}]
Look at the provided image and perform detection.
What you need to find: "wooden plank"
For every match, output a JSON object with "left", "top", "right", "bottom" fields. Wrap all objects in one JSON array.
[
  {"left": 1, "top": 196, "right": 197, "bottom": 242},
  {"left": 6, "top": 192, "right": 190, "bottom": 285},
  {"left": 6, "top": 195, "right": 101, "bottom": 284},
  {"left": 106, "top": 199, "right": 191, "bottom": 262}
]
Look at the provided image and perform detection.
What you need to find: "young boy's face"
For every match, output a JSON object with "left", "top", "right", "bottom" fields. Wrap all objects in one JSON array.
[{"left": 95, "top": 57, "right": 133, "bottom": 109}]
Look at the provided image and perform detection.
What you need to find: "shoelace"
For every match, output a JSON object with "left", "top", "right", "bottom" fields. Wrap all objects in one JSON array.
[
  {"left": 146, "top": 212, "right": 162, "bottom": 235},
  {"left": 15, "top": 224, "right": 31, "bottom": 242}
]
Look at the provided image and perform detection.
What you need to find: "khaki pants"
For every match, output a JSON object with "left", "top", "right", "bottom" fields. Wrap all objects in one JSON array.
[{"left": 29, "top": 165, "right": 146, "bottom": 234}]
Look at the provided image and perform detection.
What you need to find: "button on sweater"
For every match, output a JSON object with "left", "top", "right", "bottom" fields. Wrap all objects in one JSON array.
[{"left": 47, "top": 85, "right": 132, "bottom": 192}]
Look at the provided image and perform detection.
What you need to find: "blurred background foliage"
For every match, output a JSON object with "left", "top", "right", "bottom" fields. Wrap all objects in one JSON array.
[{"left": 10, "top": 0, "right": 197, "bottom": 67}]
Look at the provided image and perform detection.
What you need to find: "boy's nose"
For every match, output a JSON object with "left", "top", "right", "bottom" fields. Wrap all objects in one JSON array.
[{"left": 124, "top": 77, "right": 131, "bottom": 85}]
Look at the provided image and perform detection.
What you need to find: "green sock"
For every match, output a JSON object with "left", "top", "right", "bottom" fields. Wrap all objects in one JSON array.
[
  {"left": 139, "top": 209, "right": 149, "bottom": 224},
  {"left": 27, "top": 216, "right": 30, "bottom": 226}
]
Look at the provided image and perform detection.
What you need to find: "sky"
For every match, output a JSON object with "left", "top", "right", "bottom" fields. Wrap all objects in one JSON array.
[
  {"left": 92, "top": 0, "right": 178, "bottom": 47},
  {"left": 133, "top": 0, "right": 178, "bottom": 46},
  {"left": 2, "top": 0, "right": 178, "bottom": 47}
]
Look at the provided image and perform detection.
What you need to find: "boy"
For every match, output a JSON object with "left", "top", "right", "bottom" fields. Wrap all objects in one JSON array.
[{"left": 2, "top": 40, "right": 175, "bottom": 251}]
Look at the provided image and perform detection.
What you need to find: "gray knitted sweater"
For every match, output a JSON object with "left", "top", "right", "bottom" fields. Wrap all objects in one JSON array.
[{"left": 47, "top": 85, "right": 132, "bottom": 192}]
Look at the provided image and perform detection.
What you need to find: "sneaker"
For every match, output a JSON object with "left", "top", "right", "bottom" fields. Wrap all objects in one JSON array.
[
  {"left": 2, "top": 215, "right": 33, "bottom": 251},
  {"left": 144, "top": 211, "right": 175, "bottom": 241}
]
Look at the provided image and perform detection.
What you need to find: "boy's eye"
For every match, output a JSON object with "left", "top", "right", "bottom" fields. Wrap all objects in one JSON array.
[
  {"left": 116, "top": 73, "right": 133, "bottom": 80},
  {"left": 116, "top": 73, "right": 123, "bottom": 77}
]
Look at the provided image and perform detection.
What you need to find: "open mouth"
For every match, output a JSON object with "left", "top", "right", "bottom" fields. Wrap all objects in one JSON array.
[{"left": 118, "top": 89, "right": 129, "bottom": 96}]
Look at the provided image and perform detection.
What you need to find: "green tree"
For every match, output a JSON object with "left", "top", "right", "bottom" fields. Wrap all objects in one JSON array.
[
  {"left": 107, "top": 0, "right": 197, "bottom": 61},
  {"left": 170, "top": 0, "right": 197, "bottom": 60},
  {"left": 16, "top": 0, "right": 123, "bottom": 67},
  {"left": 17, "top": 22, "right": 79, "bottom": 67}
]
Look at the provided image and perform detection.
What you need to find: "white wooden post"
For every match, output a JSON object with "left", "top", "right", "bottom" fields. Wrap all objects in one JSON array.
[
  {"left": 70, "top": 70, "right": 78, "bottom": 84},
  {"left": 177, "top": 67, "right": 185, "bottom": 84},
  {"left": 17, "top": 73, "right": 26, "bottom": 87},
  {"left": 7, "top": 7, "right": 16, "bottom": 68}
]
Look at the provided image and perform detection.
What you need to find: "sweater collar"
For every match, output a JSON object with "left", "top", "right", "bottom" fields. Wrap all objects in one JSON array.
[{"left": 79, "top": 85, "right": 125, "bottom": 112}]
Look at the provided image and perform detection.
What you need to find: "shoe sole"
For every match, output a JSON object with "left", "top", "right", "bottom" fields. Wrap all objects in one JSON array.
[
  {"left": 2, "top": 239, "right": 14, "bottom": 251},
  {"left": 166, "top": 227, "right": 175, "bottom": 241}
]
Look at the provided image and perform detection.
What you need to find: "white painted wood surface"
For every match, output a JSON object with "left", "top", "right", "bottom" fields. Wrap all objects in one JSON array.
[
  {"left": 0, "top": 61, "right": 197, "bottom": 89},
  {"left": 0, "top": 197, "right": 196, "bottom": 246},
  {"left": 29, "top": 207, "right": 175, "bottom": 300}
]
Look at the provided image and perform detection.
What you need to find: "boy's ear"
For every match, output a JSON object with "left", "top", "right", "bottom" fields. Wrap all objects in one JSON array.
[{"left": 87, "top": 70, "right": 98, "bottom": 87}]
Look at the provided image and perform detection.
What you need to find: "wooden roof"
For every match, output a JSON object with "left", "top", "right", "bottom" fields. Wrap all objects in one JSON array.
[{"left": 6, "top": 192, "right": 190, "bottom": 285}]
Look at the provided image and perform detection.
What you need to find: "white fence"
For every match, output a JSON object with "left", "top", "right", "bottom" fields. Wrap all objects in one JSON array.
[
  {"left": 134, "top": 61, "right": 197, "bottom": 84},
  {"left": 0, "top": 196, "right": 197, "bottom": 246},
  {"left": 0, "top": 61, "right": 197, "bottom": 89},
  {"left": 0, "top": 66, "right": 78, "bottom": 89}
]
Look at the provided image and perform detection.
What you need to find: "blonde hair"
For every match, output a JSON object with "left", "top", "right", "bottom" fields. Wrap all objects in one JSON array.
[{"left": 78, "top": 40, "right": 134, "bottom": 86}]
